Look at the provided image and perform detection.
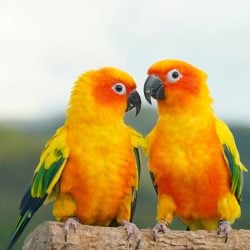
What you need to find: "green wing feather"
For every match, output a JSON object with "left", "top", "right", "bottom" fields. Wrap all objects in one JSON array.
[
  {"left": 128, "top": 126, "right": 145, "bottom": 222},
  {"left": 150, "top": 171, "right": 158, "bottom": 194},
  {"left": 215, "top": 119, "right": 247, "bottom": 203},
  {"left": 32, "top": 126, "right": 69, "bottom": 200},
  {"left": 130, "top": 147, "right": 141, "bottom": 221},
  {"left": 7, "top": 126, "right": 69, "bottom": 249},
  {"left": 144, "top": 128, "right": 158, "bottom": 194}
]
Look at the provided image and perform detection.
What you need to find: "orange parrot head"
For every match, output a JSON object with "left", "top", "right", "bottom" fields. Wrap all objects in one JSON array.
[
  {"left": 67, "top": 67, "right": 141, "bottom": 122},
  {"left": 144, "top": 59, "right": 212, "bottom": 114}
]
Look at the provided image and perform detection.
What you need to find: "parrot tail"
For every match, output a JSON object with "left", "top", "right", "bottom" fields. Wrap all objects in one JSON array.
[{"left": 7, "top": 188, "right": 46, "bottom": 250}]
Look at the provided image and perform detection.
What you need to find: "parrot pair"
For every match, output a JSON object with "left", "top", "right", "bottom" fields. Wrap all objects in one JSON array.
[{"left": 7, "top": 59, "right": 247, "bottom": 249}]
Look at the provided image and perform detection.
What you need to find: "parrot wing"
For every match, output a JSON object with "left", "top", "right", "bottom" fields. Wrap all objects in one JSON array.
[
  {"left": 149, "top": 171, "right": 158, "bottom": 194},
  {"left": 130, "top": 147, "right": 141, "bottom": 221},
  {"left": 127, "top": 126, "right": 145, "bottom": 221},
  {"left": 215, "top": 118, "right": 247, "bottom": 202},
  {"left": 31, "top": 126, "right": 69, "bottom": 200},
  {"left": 144, "top": 129, "right": 158, "bottom": 194},
  {"left": 7, "top": 126, "right": 69, "bottom": 249}
]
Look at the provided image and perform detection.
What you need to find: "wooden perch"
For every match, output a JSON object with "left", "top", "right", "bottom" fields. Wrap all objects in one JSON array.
[{"left": 23, "top": 221, "right": 250, "bottom": 250}]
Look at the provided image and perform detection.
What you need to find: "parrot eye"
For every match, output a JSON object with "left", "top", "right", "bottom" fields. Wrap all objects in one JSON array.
[
  {"left": 166, "top": 69, "right": 183, "bottom": 83},
  {"left": 112, "top": 83, "right": 127, "bottom": 95}
]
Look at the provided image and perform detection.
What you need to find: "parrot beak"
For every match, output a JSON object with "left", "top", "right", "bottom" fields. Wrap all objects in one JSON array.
[
  {"left": 144, "top": 75, "right": 165, "bottom": 104},
  {"left": 126, "top": 90, "right": 141, "bottom": 116}
]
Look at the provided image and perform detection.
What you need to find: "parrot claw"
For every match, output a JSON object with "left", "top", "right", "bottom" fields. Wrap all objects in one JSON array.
[
  {"left": 152, "top": 221, "right": 170, "bottom": 241},
  {"left": 121, "top": 220, "right": 141, "bottom": 249},
  {"left": 64, "top": 217, "right": 79, "bottom": 242},
  {"left": 217, "top": 220, "right": 232, "bottom": 243}
]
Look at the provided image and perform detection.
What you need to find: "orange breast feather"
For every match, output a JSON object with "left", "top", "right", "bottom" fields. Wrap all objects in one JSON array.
[
  {"left": 53, "top": 123, "right": 137, "bottom": 226},
  {"left": 149, "top": 118, "right": 231, "bottom": 220}
]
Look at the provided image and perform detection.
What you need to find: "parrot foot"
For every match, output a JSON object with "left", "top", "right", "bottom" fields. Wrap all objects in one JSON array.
[
  {"left": 64, "top": 217, "right": 79, "bottom": 242},
  {"left": 152, "top": 221, "right": 170, "bottom": 241},
  {"left": 217, "top": 220, "right": 232, "bottom": 243},
  {"left": 120, "top": 220, "right": 141, "bottom": 249}
]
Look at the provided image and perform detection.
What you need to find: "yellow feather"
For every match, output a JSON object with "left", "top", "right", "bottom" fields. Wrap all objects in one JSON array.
[
  {"left": 31, "top": 126, "right": 69, "bottom": 198},
  {"left": 215, "top": 118, "right": 248, "bottom": 172},
  {"left": 127, "top": 125, "right": 146, "bottom": 148}
]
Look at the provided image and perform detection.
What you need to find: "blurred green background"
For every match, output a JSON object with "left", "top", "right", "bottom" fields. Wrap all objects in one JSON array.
[{"left": 1, "top": 107, "right": 249, "bottom": 249}]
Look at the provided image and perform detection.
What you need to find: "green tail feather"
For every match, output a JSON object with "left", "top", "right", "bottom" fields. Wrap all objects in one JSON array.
[
  {"left": 7, "top": 211, "right": 32, "bottom": 250},
  {"left": 7, "top": 187, "right": 46, "bottom": 249}
]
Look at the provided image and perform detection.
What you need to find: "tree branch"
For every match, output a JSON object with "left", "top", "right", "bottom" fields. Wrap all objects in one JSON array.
[{"left": 23, "top": 221, "right": 249, "bottom": 249}]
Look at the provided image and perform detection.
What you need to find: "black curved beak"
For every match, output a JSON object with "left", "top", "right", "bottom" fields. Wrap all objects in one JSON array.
[
  {"left": 144, "top": 75, "right": 165, "bottom": 104},
  {"left": 125, "top": 90, "right": 141, "bottom": 116}
]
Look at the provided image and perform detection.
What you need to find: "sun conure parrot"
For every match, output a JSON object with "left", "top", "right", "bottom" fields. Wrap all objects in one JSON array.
[
  {"left": 7, "top": 67, "right": 144, "bottom": 249},
  {"left": 143, "top": 59, "right": 247, "bottom": 242}
]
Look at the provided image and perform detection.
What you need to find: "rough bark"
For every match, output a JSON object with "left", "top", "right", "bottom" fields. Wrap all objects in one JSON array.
[{"left": 23, "top": 221, "right": 250, "bottom": 250}]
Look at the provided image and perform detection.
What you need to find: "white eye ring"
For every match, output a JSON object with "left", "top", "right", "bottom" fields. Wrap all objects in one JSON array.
[
  {"left": 112, "top": 83, "right": 127, "bottom": 95},
  {"left": 166, "top": 69, "right": 182, "bottom": 83}
]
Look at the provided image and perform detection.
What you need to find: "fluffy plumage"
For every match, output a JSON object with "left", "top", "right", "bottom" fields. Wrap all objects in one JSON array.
[
  {"left": 144, "top": 59, "right": 247, "bottom": 231},
  {"left": 7, "top": 67, "right": 144, "bottom": 249}
]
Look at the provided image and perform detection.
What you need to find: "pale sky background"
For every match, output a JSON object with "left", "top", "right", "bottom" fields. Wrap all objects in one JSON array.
[{"left": 0, "top": 0, "right": 250, "bottom": 123}]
